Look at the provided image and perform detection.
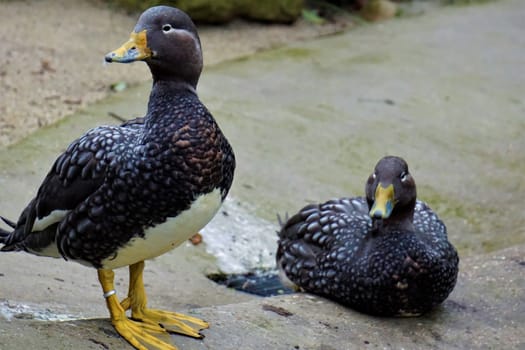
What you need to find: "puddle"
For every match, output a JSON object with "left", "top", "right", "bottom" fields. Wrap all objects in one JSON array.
[
  {"left": 207, "top": 268, "right": 294, "bottom": 297},
  {"left": 200, "top": 197, "right": 296, "bottom": 296}
]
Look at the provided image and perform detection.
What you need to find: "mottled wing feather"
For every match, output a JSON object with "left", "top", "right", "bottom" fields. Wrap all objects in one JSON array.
[
  {"left": 37, "top": 126, "right": 118, "bottom": 215},
  {"left": 413, "top": 201, "right": 448, "bottom": 240},
  {"left": 277, "top": 198, "right": 370, "bottom": 286},
  {"left": 1, "top": 126, "right": 123, "bottom": 251}
]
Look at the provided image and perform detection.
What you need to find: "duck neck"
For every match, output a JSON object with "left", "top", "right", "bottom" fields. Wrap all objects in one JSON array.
[
  {"left": 142, "top": 80, "right": 198, "bottom": 132},
  {"left": 372, "top": 207, "right": 415, "bottom": 234},
  {"left": 150, "top": 79, "right": 197, "bottom": 98}
]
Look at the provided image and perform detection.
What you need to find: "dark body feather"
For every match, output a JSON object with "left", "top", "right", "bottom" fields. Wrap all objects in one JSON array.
[
  {"left": 277, "top": 157, "right": 458, "bottom": 316},
  {"left": 1, "top": 83, "right": 234, "bottom": 268},
  {"left": 0, "top": 7, "right": 234, "bottom": 349}
]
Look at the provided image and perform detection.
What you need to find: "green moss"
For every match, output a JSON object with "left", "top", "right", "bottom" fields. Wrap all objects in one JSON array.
[
  {"left": 345, "top": 52, "right": 390, "bottom": 65},
  {"left": 418, "top": 184, "right": 525, "bottom": 256},
  {"left": 281, "top": 47, "right": 317, "bottom": 60},
  {"left": 421, "top": 188, "right": 478, "bottom": 226}
]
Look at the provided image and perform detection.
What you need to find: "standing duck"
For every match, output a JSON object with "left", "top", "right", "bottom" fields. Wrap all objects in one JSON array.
[
  {"left": 277, "top": 156, "right": 458, "bottom": 316},
  {"left": 0, "top": 6, "right": 234, "bottom": 350}
]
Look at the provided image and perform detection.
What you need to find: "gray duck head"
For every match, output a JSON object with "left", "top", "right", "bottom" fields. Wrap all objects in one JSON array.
[
  {"left": 365, "top": 156, "right": 417, "bottom": 225},
  {"left": 105, "top": 6, "right": 203, "bottom": 88}
]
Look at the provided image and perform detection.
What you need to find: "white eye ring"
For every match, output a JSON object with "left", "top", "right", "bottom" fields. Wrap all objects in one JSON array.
[
  {"left": 162, "top": 24, "right": 173, "bottom": 32},
  {"left": 372, "top": 173, "right": 376, "bottom": 179},
  {"left": 400, "top": 172, "right": 409, "bottom": 182}
]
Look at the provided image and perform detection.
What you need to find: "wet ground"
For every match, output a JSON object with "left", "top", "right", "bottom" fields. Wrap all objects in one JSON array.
[{"left": 1, "top": 0, "right": 524, "bottom": 349}]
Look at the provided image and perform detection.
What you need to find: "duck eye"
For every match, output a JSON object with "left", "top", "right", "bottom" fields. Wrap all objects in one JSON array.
[
  {"left": 372, "top": 172, "right": 376, "bottom": 179},
  {"left": 162, "top": 24, "right": 173, "bottom": 32},
  {"left": 400, "top": 172, "right": 409, "bottom": 182}
]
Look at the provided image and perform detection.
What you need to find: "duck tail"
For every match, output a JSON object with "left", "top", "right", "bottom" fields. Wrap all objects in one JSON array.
[
  {"left": 0, "top": 227, "right": 9, "bottom": 241},
  {"left": 276, "top": 213, "right": 289, "bottom": 228},
  {"left": 0, "top": 216, "right": 16, "bottom": 249},
  {"left": 1, "top": 216, "right": 16, "bottom": 229}
]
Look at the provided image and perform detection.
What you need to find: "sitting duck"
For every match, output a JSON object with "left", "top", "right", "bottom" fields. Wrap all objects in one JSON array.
[{"left": 277, "top": 156, "right": 458, "bottom": 316}]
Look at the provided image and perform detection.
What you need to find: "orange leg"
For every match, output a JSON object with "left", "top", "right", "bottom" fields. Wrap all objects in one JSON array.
[
  {"left": 98, "top": 267, "right": 178, "bottom": 350},
  {"left": 120, "top": 261, "right": 209, "bottom": 338}
]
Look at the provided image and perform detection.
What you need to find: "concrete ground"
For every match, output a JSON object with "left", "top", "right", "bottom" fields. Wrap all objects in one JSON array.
[
  {"left": 0, "top": 0, "right": 348, "bottom": 147},
  {"left": 1, "top": 0, "right": 524, "bottom": 349}
]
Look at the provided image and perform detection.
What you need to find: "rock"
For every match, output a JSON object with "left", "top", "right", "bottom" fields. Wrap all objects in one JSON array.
[
  {"left": 107, "top": 0, "right": 304, "bottom": 23},
  {"left": 1, "top": 245, "right": 522, "bottom": 349},
  {"left": 360, "top": 0, "right": 398, "bottom": 21},
  {"left": 171, "top": 0, "right": 237, "bottom": 23},
  {"left": 238, "top": 0, "right": 304, "bottom": 23},
  {"left": 177, "top": 245, "right": 525, "bottom": 349}
]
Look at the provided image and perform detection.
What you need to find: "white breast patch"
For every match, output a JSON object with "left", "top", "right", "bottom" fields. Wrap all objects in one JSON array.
[{"left": 100, "top": 188, "right": 223, "bottom": 269}]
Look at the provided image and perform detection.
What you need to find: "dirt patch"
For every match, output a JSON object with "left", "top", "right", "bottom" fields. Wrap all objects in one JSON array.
[{"left": 0, "top": 0, "right": 350, "bottom": 147}]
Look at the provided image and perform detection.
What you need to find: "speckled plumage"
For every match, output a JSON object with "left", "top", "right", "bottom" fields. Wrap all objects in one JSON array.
[
  {"left": 1, "top": 7, "right": 234, "bottom": 348},
  {"left": 277, "top": 156, "right": 458, "bottom": 316},
  {"left": 0, "top": 7, "right": 235, "bottom": 270}
]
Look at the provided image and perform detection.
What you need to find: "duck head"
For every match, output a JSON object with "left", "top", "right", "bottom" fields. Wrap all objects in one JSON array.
[
  {"left": 365, "top": 156, "right": 417, "bottom": 224},
  {"left": 105, "top": 6, "right": 203, "bottom": 88}
]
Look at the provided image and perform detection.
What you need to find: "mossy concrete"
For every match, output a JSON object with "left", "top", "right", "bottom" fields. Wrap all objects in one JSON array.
[{"left": 1, "top": 0, "right": 524, "bottom": 349}]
